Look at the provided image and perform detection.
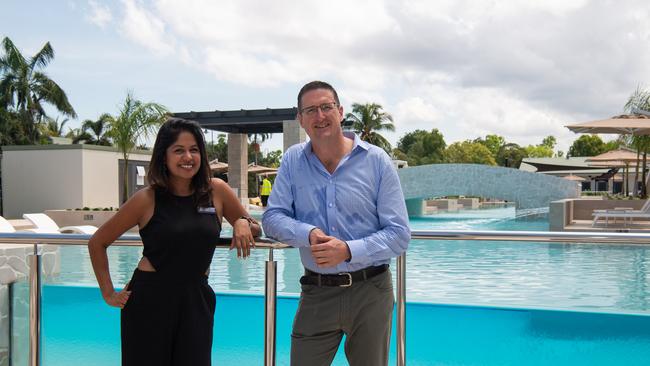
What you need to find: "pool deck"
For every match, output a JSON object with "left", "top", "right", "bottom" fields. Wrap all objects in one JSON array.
[{"left": 565, "top": 219, "right": 650, "bottom": 233}]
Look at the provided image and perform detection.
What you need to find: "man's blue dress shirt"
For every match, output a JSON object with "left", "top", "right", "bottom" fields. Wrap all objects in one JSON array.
[{"left": 262, "top": 132, "right": 410, "bottom": 274}]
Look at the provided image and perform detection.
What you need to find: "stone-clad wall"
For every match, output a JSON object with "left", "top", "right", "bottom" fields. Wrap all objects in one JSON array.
[
  {"left": 398, "top": 164, "right": 580, "bottom": 211},
  {"left": 0, "top": 245, "right": 59, "bottom": 366}
]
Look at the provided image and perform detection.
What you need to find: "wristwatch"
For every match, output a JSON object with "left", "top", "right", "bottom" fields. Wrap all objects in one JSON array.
[{"left": 237, "top": 215, "right": 257, "bottom": 226}]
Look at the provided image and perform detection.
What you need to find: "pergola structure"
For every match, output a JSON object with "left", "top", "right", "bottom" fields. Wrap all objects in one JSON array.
[{"left": 173, "top": 107, "right": 305, "bottom": 204}]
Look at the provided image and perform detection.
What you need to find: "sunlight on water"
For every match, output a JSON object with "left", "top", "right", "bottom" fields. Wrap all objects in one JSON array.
[{"left": 47, "top": 207, "right": 650, "bottom": 313}]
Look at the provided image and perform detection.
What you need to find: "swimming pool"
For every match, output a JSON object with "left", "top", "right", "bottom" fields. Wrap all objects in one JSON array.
[
  {"left": 49, "top": 207, "right": 650, "bottom": 313},
  {"left": 9, "top": 207, "right": 650, "bottom": 365},
  {"left": 36, "top": 285, "right": 650, "bottom": 366}
]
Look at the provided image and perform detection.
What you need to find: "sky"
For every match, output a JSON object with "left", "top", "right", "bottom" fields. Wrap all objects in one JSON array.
[{"left": 2, "top": 0, "right": 650, "bottom": 154}]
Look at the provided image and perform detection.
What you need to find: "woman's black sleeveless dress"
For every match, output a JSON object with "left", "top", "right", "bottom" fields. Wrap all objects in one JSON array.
[{"left": 121, "top": 189, "right": 221, "bottom": 366}]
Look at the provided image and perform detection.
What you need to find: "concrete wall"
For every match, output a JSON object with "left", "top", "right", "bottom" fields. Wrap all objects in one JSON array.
[
  {"left": 1, "top": 145, "right": 152, "bottom": 218},
  {"left": 82, "top": 150, "right": 151, "bottom": 209},
  {"left": 571, "top": 199, "right": 644, "bottom": 220},
  {"left": 398, "top": 164, "right": 580, "bottom": 210},
  {"left": 82, "top": 148, "right": 119, "bottom": 208},
  {"left": 427, "top": 199, "right": 459, "bottom": 211},
  {"left": 458, "top": 198, "right": 480, "bottom": 209},
  {"left": 549, "top": 198, "right": 646, "bottom": 231},
  {"left": 2, "top": 147, "right": 83, "bottom": 218}
]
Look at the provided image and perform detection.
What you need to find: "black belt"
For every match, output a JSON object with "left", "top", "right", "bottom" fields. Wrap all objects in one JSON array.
[{"left": 300, "top": 264, "right": 388, "bottom": 287}]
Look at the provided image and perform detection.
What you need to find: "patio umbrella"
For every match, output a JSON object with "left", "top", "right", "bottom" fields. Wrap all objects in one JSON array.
[
  {"left": 209, "top": 159, "right": 229, "bottom": 174},
  {"left": 585, "top": 149, "right": 639, "bottom": 196},
  {"left": 247, "top": 163, "right": 278, "bottom": 175},
  {"left": 566, "top": 114, "right": 650, "bottom": 196},
  {"left": 563, "top": 174, "right": 586, "bottom": 182},
  {"left": 565, "top": 114, "right": 650, "bottom": 135}
]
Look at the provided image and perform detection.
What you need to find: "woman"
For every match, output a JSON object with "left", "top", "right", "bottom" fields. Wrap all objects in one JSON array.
[{"left": 88, "top": 118, "right": 261, "bottom": 365}]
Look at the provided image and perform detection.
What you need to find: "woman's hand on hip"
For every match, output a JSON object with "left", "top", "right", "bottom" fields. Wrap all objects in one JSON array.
[{"left": 104, "top": 287, "right": 131, "bottom": 309}]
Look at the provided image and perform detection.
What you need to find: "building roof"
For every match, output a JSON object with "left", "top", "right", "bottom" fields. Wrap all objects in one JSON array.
[
  {"left": 520, "top": 157, "right": 594, "bottom": 172},
  {"left": 173, "top": 108, "right": 298, "bottom": 134}
]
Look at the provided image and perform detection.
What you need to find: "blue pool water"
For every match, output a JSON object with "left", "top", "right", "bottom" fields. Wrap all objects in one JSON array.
[
  {"left": 13, "top": 207, "right": 650, "bottom": 365},
  {"left": 50, "top": 207, "right": 650, "bottom": 313},
  {"left": 41, "top": 285, "right": 650, "bottom": 366}
]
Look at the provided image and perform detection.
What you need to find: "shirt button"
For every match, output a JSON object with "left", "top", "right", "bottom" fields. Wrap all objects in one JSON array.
[
  {"left": 331, "top": 227, "right": 336, "bottom": 231},
  {"left": 328, "top": 202, "right": 333, "bottom": 208}
]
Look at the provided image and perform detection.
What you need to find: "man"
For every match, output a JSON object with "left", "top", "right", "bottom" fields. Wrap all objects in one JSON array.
[
  {"left": 262, "top": 81, "right": 410, "bottom": 366},
  {"left": 260, "top": 176, "right": 272, "bottom": 207}
]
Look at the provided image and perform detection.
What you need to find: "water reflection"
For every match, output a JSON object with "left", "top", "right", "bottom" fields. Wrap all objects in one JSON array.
[{"left": 47, "top": 210, "right": 650, "bottom": 313}]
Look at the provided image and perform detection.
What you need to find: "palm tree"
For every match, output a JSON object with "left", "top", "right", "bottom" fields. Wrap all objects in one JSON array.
[
  {"left": 0, "top": 37, "right": 76, "bottom": 144},
  {"left": 65, "top": 127, "right": 90, "bottom": 144},
  {"left": 0, "top": 107, "right": 27, "bottom": 145},
  {"left": 345, "top": 103, "right": 395, "bottom": 153},
  {"left": 625, "top": 88, "right": 650, "bottom": 197},
  {"left": 79, "top": 113, "right": 113, "bottom": 145},
  {"left": 106, "top": 92, "right": 168, "bottom": 203},
  {"left": 40, "top": 116, "right": 68, "bottom": 138},
  {"left": 248, "top": 132, "right": 271, "bottom": 164}
]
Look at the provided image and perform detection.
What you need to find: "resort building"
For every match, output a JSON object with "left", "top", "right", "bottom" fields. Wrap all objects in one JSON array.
[
  {"left": 520, "top": 156, "right": 639, "bottom": 194},
  {"left": 0, "top": 144, "right": 151, "bottom": 218}
]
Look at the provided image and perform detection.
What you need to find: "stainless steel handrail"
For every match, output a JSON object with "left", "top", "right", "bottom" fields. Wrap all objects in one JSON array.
[
  {"left": 3, "top": 229, "right": 649, "bottom": 366},
  {"left": 411, "top": 229, "right": 650, "bottom": 244},
  {"left": 0, "top": 232, "right": 285, "bottom": 366}
]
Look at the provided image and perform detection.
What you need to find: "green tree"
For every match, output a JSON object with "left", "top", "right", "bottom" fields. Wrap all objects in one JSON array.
[
  {"left": 496, "top": 143, "right": 528, "bottom": 168},
  {"left": 568, "top": 135, "right": 607, "bottom": 157},
  {"left": 524, "top": 144, "right": 554, "bottom": 158},
  {"left": 106, "top": 92, "right": 168, "bottom": 203},
  {"left": 395, "top": 129, "right": 446, "bottom": 166},
  {"left": 625, "top": 87, "right": 650, "bottom": 197},
  {"left": 258, "top": 150, "right": 282, "bottom": 168},
  {"left": 524, "top": 136, "right": 557, "bottom": 158},
  {"left": 206, "top": 133, "right": 228, "bottom": 163},
  {"left": 444, "top": 141, "right": 496, "bottom": 165},
  {"left": 0, "top": 107, "right": 28, "bottom": 145},
  {"left": 248, "top": 132, "right": 271, "bottom": 164},
  {"left": 39, "top": 116, "right": 68, "bottom": 138},
  {"left": 77, "top": 114, "right": 113, "bottom": 145},
  {"left": 345, "top": 102, "right": 395, "bottom": 153},
  {"left": 474, "top": 134, "right": 505, "bottom": 159},
  {"left": 0, "top": 37, "right": 76, "bottom": 144},
  {"left": 541, "top": 136, "right": 557, "bottom": 149}
]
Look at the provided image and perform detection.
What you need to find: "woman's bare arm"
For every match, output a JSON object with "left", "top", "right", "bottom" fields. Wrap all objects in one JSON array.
[{"left": 88, "top": 188, "right": 153, "bottom": 307}]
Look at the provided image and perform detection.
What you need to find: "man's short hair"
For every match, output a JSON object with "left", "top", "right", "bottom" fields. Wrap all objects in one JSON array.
[{"left": 297, "top": 81, "right": 340, "bottom": 110}]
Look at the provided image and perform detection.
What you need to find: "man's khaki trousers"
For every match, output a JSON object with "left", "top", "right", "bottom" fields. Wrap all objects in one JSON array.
[{"left": 291, "top": 270, "right": 394, "bottom": 366}]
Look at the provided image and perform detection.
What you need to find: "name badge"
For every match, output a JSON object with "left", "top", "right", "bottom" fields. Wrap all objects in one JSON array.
[{"left": 197, "top": 207, "right": 216, "bottom": 214}]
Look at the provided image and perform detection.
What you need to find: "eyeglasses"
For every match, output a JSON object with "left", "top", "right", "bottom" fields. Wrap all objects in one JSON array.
[{"left": 300, "top": 102, "right": 338, "bottom": 117}]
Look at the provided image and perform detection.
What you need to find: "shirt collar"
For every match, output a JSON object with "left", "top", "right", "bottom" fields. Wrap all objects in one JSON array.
[{"left": 304, "top": 132, "right": 369, "bottom": 158}]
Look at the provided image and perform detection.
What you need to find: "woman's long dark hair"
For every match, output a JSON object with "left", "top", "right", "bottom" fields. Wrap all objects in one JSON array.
[{"left": 147, "top": 118, "right": 212, "bottom": 206}]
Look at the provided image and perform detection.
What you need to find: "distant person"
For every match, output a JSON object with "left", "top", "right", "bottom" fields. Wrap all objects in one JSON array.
[
  {"left": 263, "top": 81, "right": 410, "bottom": 366},
  {"left": 260, "top": 176, "right": 272, "bottom": 207},
  {"left": 88, "top": 118, "right": 260, "bottom": 366}
]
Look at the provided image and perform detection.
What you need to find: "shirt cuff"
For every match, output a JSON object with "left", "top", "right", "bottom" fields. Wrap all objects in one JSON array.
[
  {"left": 294, "top": 222, "right": 317, "bottom": 248},
  {"left": 346, "top": 239, "right": 368, "bottom": 265}
]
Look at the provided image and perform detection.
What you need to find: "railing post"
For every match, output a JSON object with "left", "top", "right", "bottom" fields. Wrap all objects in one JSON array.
[
  {"left": 8, "top": 282, "right": 13, "bottom": 366},
  {"left": 28, "top": 244, "right": 41, "bottom": 366},
  {"left": 396, "top": 253, "right": 406, "bottom": 366},
  {"left": 264, "top": 248, "right": 277, "bottom": 366}
]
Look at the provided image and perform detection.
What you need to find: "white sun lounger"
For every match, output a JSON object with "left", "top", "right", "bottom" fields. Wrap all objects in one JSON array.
[
  {"left": 592, "top": 199, "right": 650, "bottom": 227},
  {"left": 22, "top": 213, "right": 98, "bottom": 234},
  {"left": 0, "top": 216, "right": 17, "bottom": 233},
  {"left": 0, "top": 215, "right": 65, "bottom": 234}
]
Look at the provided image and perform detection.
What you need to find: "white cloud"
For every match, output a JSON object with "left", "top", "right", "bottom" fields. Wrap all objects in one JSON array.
[
  {"left": 102, "top": 0, "right": 650, "bottom": 153},
  {"left": 119, "top": 0, "right": 174, "bottom": 55},
  {"left": 86, "top": 0, "right": 112, "bottom": 28}
]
